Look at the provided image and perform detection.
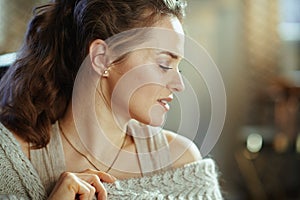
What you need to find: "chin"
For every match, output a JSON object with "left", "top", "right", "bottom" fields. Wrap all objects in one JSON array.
[
  {"left": 134, "top": 114, "right": 166, "bottom": 127},
  {"left": 130, "top": 105, "right": 167, "bottom": 127},
  {"left": 149, "top": 117, "right": 166, "bottom": 127}
]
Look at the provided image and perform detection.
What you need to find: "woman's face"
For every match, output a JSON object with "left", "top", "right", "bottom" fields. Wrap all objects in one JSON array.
[{"left": 106, "top": 17, "right": 185, "bottom": 127}]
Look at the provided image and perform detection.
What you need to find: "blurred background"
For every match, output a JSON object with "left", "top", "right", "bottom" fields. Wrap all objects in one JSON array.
[{"left": 0, "top": 0, "right": 299, "bottom": 199}]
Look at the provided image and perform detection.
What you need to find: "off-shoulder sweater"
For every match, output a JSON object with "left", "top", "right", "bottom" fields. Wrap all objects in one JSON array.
[{"left": 0, "top": 123, "right": 223, "bottom": 199}]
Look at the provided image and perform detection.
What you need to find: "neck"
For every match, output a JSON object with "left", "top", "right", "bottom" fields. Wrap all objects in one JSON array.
[
  {"left": 59, "top": 98, "right": 130, "bottom": 170},
  {"left": 59, "top": 63, "right": 130, "bottom": 162},
  {"left": 95, "top": 88, "right": 128, "bottom": 144},
  {"left": 60, "top": 98, "right": 128, "bottom": 152}
]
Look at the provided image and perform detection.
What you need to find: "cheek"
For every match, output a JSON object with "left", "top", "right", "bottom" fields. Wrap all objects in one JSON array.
[
  {"left": 128, "top": 85, "right": 164, "bottom": 121},
  {"left": 129, "top": 85, "right": 159, "bottom": 107}
]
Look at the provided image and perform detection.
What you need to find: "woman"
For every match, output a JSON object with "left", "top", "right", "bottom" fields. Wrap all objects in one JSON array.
[{"left": 0, "top": 0, "right": 222, "bottom": 199}]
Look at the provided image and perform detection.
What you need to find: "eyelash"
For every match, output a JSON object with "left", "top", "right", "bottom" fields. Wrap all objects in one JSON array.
[
  {"left": 159, "top": 65, "right": 183, "bottom": 74},
  {"left": 159, "top": 65, "right": 173, "bottom": 71}
]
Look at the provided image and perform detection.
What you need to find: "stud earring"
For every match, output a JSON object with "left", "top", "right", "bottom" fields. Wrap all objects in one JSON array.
[{"left": 102, "top": 69, "right": 109, "bottom": 77}]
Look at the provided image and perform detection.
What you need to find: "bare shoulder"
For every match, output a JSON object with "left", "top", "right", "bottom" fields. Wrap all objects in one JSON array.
[{"left": 162, "top": 130, "right": 202, "bottom": 168}]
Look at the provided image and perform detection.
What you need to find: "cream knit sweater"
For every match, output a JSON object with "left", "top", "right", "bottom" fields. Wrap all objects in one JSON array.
[
  {"left": 104, "top": 159, "right": 223, "bottom": 199},
  {"left": 0, "top": 123, "right": 223, "bottom": 200}
]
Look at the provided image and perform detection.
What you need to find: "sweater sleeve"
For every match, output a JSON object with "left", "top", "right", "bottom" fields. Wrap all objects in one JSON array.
[
  {"left": 0, "top": 145, "right": 29, "bottom": 200},
  {"left": 0, "top": 124, "right": 46, "bottom": 200}
]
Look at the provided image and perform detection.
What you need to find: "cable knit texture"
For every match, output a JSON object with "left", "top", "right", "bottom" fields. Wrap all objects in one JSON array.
[
  {"left": 0, "top": 124, "right": 46, "bottom": 200},
  {"left": 0, "top": 122, "right": 223, "bottom": 199},
  {"left": 104, "top": 159, "right": 223, "bottom": 200}
]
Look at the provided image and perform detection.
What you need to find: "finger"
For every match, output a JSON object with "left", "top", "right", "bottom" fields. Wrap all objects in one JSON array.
[
  {"left": 76, "top": 174, "right": 107, "bottom": 200},
  {"left": 62, "top": 173, "right": 94, "bottom": 200},
  {"left": 94, "top": 181, "right": 107, "bottom": 200},
  {"left": 82, "top": 169, "right": 117, "bottom": 183},
  {"left": 78, "top": 179, "right": 96, "bottom": 200}
]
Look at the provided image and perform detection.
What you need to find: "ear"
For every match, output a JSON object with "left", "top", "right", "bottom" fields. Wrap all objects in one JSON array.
[{"left": 89, "top": 39, "right": 109, "bottom": 76}]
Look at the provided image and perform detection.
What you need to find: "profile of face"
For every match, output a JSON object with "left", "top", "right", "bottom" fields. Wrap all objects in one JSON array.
[{"left": 104, "top": 17, "right": 185, "bottom": 127}]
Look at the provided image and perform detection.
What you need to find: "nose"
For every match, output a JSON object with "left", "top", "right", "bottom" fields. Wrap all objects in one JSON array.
[{"left": 166, "top": 70, "right": 185, "bottom": 92}]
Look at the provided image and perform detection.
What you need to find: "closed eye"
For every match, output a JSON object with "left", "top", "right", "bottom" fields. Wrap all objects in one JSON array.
[{"left": 159, "top": 65, "right": 173, "bottom": 70}]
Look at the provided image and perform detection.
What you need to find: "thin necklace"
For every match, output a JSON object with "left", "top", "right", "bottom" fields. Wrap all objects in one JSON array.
[{"left": 58, "top": 121, "right": 127, "bottom": 173}]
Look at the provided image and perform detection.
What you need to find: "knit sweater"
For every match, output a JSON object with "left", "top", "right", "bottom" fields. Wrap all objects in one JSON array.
[
  {"left": 104, "top": 159, "right": 223, "bottom": 199},
  {"left": 0, "top": 124, "right": 46, "bottom": 200},
  {"left": 0, "top": 123, "right": 223, "bottom": 199}
]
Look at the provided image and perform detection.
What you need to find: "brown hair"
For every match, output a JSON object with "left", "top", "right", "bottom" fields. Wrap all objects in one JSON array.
[{"left": 0, "top": 0, "right": 186, "bottom": 148}]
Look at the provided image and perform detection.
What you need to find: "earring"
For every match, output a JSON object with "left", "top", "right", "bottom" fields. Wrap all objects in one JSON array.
[{"left": 102, "top": 69, "right": 109, "bottom": 77}]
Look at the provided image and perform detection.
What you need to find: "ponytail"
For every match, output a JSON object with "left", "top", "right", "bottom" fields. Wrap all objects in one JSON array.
[
  {"left": 0, "top": 0, "right": 79, "bottom": 148},
  {"left": 0, "top": 0, "right": 186, "bottom": 148}
]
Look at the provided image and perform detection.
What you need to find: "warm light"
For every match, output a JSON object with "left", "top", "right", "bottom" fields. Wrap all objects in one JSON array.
[
  {"left": 246, "top": 133, "right": 263, "bottom": 153},
  {"left": 273, "top": 133, "right": 289, "bottom": 153}
]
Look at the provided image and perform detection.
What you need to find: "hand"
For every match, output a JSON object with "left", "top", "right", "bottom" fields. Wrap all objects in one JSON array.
[{"left": 48, "top": 169, "right": 116, "bottom": 200}]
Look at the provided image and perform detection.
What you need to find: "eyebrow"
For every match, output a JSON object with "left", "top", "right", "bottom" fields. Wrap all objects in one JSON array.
[{"left": 158, "top": 51, "right": 180, "bottom": 60}]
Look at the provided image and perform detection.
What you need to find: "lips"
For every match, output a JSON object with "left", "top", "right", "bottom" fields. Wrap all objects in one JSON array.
[{"left": 157, "top": 95, "right": 173, "bottom": 111}]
